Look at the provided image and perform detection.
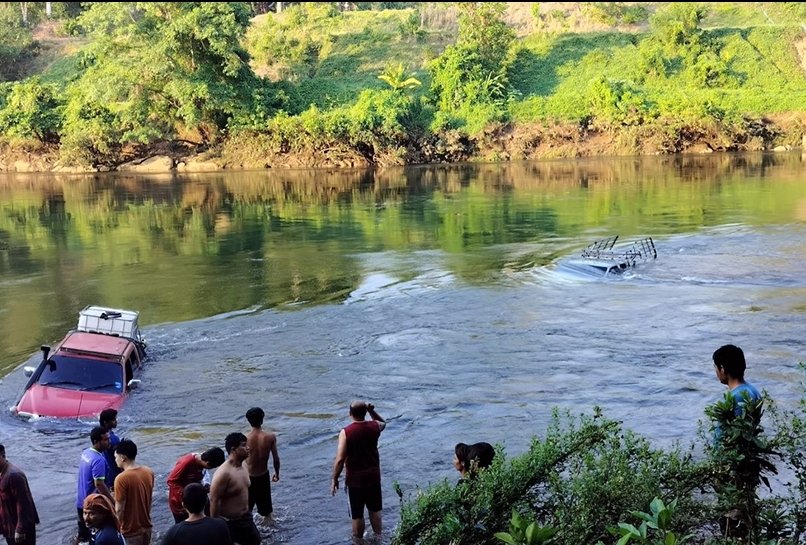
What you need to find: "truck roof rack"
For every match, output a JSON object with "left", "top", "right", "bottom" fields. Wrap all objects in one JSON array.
[{"left": 76, "top": 306, "right": 146, "bottom": 354}]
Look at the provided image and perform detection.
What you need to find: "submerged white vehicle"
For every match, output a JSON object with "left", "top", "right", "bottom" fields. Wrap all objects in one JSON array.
[{"left": 572, "top": 235, "right": 657, "bottom": 276}]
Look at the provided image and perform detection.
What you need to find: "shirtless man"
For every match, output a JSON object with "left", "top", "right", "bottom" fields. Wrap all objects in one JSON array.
[
  {"left": 209, "top": 433, "right": 260, "bottom": 545},
  {"left": 244, "top": 407, "right": 280, "bottom": 525}
]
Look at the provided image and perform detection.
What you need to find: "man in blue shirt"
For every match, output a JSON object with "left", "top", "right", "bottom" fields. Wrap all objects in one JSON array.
[
  {"left": 76, "top": 427, "right": 112, "bottom": 544},
  {"left": 99, "top": 409, "right": 122, "bottom": 488}
]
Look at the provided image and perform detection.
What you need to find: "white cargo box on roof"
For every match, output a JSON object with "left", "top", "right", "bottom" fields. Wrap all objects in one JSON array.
[{"left": 77, "top": 305, "right": 144, "bottom": 344}]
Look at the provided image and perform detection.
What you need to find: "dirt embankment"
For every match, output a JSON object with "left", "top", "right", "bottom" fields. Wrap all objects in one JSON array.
[
  {"left": 211, "top": 113, "right": 805, "bottom": 170},
  {"left": 2, "top": 113, "right": 803, "bottom": 174}
]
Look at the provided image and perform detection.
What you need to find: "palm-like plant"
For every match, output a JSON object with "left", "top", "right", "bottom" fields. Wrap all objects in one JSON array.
[{"left": 378, "top": 63, "right": 422, "bottom": 91}]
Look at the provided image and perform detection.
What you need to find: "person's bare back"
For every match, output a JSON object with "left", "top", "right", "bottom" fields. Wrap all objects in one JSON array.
[{"left": 245, "top": 428, "right": 279, "bottom": 479}]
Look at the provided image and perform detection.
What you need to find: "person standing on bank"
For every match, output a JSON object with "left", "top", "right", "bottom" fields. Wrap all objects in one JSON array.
[
  {"left": 331, "top": 400, "right": 386, "bottom": 539},
  {"left": 113, "top": 439, "right": 154, "bottom": 545},
  {"left": 0, "top": 444, "right": 39, "bottom": 545},
  {"left": 76, "top": 427, "right": 112, "bottom": 544},
  {"left": 244, "top": 407, "right": 280, "bottom": 525},
  {"left": 713, "top": 344, "right": 761, "bottom": 413}
]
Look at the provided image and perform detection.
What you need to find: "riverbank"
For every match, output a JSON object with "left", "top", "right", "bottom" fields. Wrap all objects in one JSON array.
[
  {"left": 3, "top": 4, "right": 806, "bottom": 175},
  {"left": 2, "top": 112, "right": 803, "bottom": 174}
]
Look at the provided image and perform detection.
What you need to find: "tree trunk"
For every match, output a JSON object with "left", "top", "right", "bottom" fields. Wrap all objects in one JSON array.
[
  {"left": 250, "top": 2, "right": 274, "bottom": 14},
  {"left": 46, "top": 2, "right": 52, "bottom": 17},
  {"left": 20, "top": 2, "right": 29, "bottom": 26}
]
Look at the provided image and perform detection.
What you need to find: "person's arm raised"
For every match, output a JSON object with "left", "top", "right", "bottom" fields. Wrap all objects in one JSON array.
[{"left": 367, "top": 403, "right": 386, "bottom": 431}]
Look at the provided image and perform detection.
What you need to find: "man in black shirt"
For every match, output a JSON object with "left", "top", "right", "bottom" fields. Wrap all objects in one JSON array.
[{"left": 161, "top": 483, "right": 231, "bottom": 545}]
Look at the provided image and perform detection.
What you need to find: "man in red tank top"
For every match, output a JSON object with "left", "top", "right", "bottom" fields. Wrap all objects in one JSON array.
[{"left": 331, "top": 400, "right": 387, "bottom": 539}]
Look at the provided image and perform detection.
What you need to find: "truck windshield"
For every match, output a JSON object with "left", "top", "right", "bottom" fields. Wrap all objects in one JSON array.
[{"left": 37, "top": 355, "right": 124, "bottom": 394}]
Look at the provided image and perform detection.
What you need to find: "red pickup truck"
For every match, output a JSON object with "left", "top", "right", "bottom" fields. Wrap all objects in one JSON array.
[{"left": 12, "top": 307, "right": 146, "bottom": 420}]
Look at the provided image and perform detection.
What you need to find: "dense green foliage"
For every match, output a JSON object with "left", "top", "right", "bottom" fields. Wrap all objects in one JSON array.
[
  {"left": 56, "top": 2, "right": 278, "bottom": 164},
  {"left": 393, "top": 371, "right": 806, "bottom": 545},
  {"left": 0, "top": 79, "right": 62, "bottom": 142},
  {"left": 393, "top": 409, "right": 709, "bottom": 545},
  {"left": 0, "top": 4, "right": 36, "bottom": 82},
  {"left": 428, "top": 3, "right": 515, "bottom": 133},
  {"left": 0, "top": 2, "right": 805, "bottom": 166}
]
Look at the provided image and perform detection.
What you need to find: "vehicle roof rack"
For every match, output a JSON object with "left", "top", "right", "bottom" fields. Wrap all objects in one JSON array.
[
  {"left": 76, "top": 306, "right": 145, "bottom": 349},
  {"left": 578, "top": 236, "right": 657, "bottom": 274}
]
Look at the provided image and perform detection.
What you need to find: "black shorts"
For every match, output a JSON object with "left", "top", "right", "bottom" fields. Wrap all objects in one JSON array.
[
  {"left": 223, "top": 515, "right": 261, "bottom": 545},
  {"left": 346, "top": 483, "right": 382, "bottom": 519},
  {"left": 248, "top": 472, "right": 273, "bottom": 516}
]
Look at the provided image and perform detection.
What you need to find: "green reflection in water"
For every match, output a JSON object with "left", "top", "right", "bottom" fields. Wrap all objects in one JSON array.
[{"left": 1, "top": 152, "right": 805, "bottom": 374}]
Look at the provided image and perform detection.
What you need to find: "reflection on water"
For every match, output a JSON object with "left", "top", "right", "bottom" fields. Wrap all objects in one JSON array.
[
  {"left": 0, "top": 153, "right": 804, "bottom": 544},
  {"left": 1, "top": 153, "right": 804, "bottom": 373}
]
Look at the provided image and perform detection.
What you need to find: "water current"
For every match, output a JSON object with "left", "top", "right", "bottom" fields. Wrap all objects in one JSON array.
[{"left": 0, "top": 153, "right": 803, "bottom": 544}]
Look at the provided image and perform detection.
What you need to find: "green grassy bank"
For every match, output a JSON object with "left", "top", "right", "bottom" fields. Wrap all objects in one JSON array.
[{"left": 0, "top": 2, "right": 805, "bottom": 172}]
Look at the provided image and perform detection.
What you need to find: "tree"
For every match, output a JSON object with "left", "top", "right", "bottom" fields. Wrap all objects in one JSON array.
[
  {"left": 428, "top": 2, "right": 515, "bottom": 117},
  {"left": 0, "top": 78, "right": 62, "bottom": 142},
  {"left": 19, "top": 2, "right": 29, "bottom": 26},
  {"left": 454, "top": 2, "right": 515, "bottom": 74},
  {"left": 63, "top": 2, "right": 276, "bottom": 152}
]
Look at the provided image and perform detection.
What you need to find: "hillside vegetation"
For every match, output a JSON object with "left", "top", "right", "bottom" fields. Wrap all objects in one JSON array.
[{"left": 1, "top": 2, "right": 806, "bottom": 172}]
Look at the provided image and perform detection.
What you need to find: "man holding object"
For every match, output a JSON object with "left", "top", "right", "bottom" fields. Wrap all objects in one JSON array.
[{"left": 331, "top": 400, "right": 386, "bottom": 539}]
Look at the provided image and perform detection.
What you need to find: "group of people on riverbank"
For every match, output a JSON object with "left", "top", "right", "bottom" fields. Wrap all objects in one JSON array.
[{"left": 0, "top": 344, "right": 760, "bottom": 545}]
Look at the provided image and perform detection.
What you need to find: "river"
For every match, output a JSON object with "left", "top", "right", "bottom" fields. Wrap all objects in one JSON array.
[{"left": 0, "top": 152, "right": 804, "bottom": 544}]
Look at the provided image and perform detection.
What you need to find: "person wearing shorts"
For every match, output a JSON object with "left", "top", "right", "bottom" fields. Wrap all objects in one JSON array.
[
  {"left": 347, "top": 481, "right": 382, "bottom": 521},
  {"left": 210, "top": 433, "right": 260, "bottom": 545},
  {"left": 244, "top": 407, "right": 280, "bottom": 524},
  {"left": 331, "top": 401, "right": 387, "bottom": 539}
]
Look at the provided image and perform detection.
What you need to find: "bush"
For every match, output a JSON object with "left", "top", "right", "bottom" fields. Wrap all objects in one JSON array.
[
  {"left": 261, "top": 88, "right": 429, "bottom": 162},
  {"left": 426, "top": 2, "right": 514, "bottom": 134},
  {"left": 587, "top": 77, "right": 657, "bottom": 127},
  {"left": 583, "top": 3, "right": 650, "bottom": 27},
  {"left": 0, "top": 79, "right": 63, "bottom": 142},
  {"left": 393, "top": 409, "right": 707, "bottom": 545}
]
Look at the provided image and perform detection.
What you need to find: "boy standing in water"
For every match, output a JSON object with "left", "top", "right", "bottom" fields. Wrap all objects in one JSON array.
[
  {"left": 210, "top": 433, "right": 260, "bottom": 545},
  {"left": 244, "top": 407, "right": 280, "bottom": 526},
  {"left": 712, "top": 344, "right": 761, "bottom": 412}
]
